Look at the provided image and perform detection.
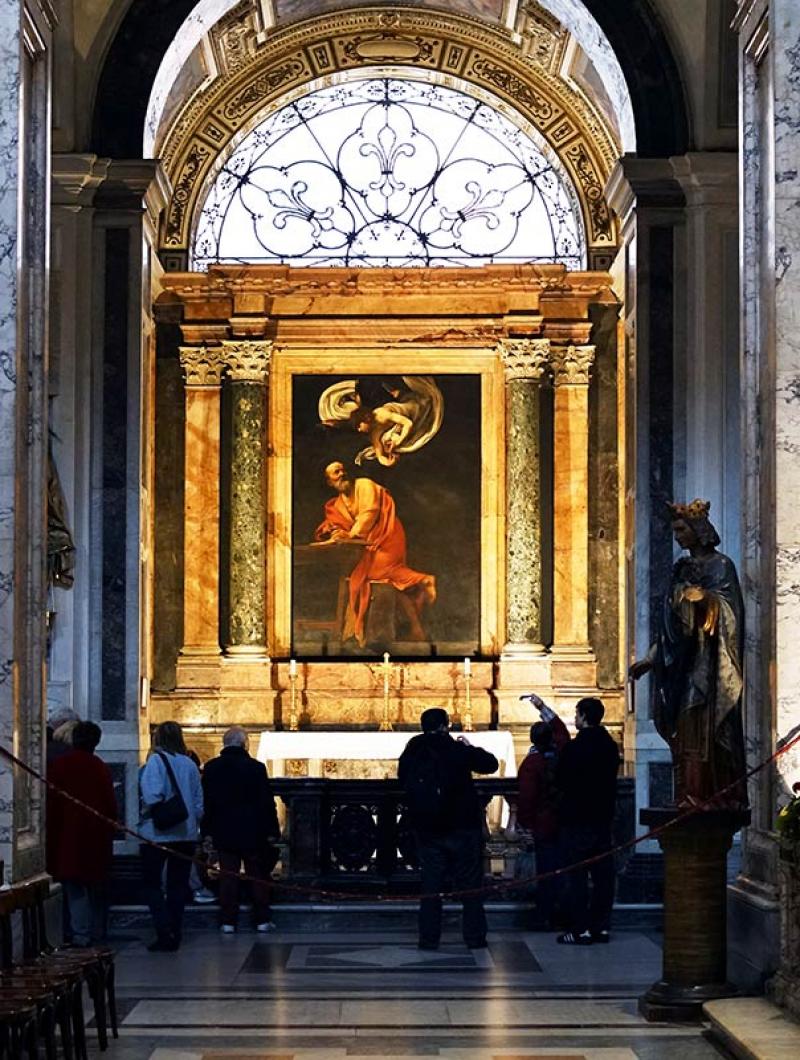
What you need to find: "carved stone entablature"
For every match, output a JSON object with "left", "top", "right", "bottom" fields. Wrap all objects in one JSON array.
[
  {"left": 180, "top": 345, "right": 225, "bottom": 387},
  {"left": 500, "top": 338, "right": 551, "bottom": 381},
  {"left": 222, "top": 339, "right": 272, "bottom": 382},
  {"left": 551, "top": 344, "right": 595, "bottom": 385}
]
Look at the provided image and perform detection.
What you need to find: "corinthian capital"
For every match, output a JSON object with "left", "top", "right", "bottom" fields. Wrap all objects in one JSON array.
[
  {"left": 499, "top": 338, "right": 550, "bottom": 381},
  {"left": 179, "top": 345, "right": 224, "bottom": 387},
  {"left": 551, "top": 345, "right": 595, "bottom": 386},
  {"left": 222, "top": 340, "right": 273, "bottom": 383}
]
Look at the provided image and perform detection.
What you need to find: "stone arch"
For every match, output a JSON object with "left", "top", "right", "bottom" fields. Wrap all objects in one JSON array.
[
  {"left": 150, "top": 6, "right": 621, "bottom": 270},
  {"left": 91, "top": 0, "right": 689, "bottom": 160}
]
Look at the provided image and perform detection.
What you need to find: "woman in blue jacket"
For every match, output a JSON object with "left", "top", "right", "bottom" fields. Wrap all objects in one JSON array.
[{"left": 139, "top": 721, "right": 203, "bottom": 951}]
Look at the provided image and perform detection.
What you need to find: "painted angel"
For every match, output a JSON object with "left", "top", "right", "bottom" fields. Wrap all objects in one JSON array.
[{"left": 318, "top": 375, "right": 444, "bottom": 467}]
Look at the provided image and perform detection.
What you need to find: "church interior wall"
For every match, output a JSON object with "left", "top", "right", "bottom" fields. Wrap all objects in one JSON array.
[{"left": 2, "top": 0, "right": 796, "bottom": 1009}]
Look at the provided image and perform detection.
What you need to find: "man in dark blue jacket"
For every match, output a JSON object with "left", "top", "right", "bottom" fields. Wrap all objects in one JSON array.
[
  {"left": 398, "top": 708, "right": 498, "bottom": 950},
  {"left": 527, "top": 695, "right": 620, "bottom": 945}
]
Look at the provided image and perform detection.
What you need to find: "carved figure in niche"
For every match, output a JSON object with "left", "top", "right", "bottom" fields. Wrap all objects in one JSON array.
[
  {"left": 630, "top": 500, "right": 747, "bottom": 809},
  {"left": 48, "top": 448, "right": 76, "bottom": 589},
  {"left": 318, "top": 375, "right": 444, "bottom": 467},
  {"left": 314, "top": 460, "right": 436, "bottom": 646}
]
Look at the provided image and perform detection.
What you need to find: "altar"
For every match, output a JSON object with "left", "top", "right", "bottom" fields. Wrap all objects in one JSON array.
[
  {"left": 256, "top": 729, "right": 517, "bottom": 781},
  {"left": 257, "top": 729, "right": 518, "bottom": 830}
]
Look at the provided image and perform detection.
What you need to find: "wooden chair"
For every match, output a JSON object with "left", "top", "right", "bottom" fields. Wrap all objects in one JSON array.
[
  {"left": 16, "top": 880, "right": 116, "bottom": 1051},
  {"left": 0, "top": 888, "right": 64, "bottom": 1060},
  {"left": 0, "top": 999, "right": 39, "bottom": 1059}
]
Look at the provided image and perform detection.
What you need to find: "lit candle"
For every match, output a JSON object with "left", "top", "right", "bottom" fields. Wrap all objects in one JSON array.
[
  {"left": 383, "top": 652, "right": 390, "bottom": 693},
  {"left": 289, "top": 658, "right": 297, "bottom": 678},
  {"left": 464, "top": 656, "right": 471, "bottom": 678}
]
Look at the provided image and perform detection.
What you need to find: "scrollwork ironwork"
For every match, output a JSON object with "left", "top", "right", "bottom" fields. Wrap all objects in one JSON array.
[{"left": 193, "top": 77, "right": 585, "bottom": 270}]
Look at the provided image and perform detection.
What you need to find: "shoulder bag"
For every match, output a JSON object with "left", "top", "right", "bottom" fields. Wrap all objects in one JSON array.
[{"left": 149, "top": 751, "right": 189, "bottom": 831}]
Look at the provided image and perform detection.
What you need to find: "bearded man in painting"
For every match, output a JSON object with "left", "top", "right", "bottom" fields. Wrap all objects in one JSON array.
[{"left": 315, "top": 461, "right": 436, "bottom": 646}]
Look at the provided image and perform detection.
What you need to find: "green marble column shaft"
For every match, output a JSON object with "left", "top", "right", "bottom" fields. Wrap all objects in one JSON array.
[
  {"left": 502, "top": 339, "right": 549, "bottom": 652},
  {"left": 224, "top": 341, "right": 271, "bottom": 654}
]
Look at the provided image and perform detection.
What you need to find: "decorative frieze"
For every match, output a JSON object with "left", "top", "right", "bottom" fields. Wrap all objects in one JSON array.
[
  {"left": 551, "top": 344, "right": 595, "bottom": 385},
  {"left": 179, "top": 345, "right": 225, "bottom": 387},
  {"left": 499, "top": 337, "right": 550, "bottom": 381},
  {"left": 222, "top": 339, "right": 272, "bottom": 382}
]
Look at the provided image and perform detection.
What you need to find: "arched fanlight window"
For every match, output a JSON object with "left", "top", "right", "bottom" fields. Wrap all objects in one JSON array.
[{"left": 192, "top": 77, "right": 586, "bottom": 269}]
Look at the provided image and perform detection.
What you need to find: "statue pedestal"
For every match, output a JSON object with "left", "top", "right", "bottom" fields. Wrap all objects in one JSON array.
[{"left": 639, "top": 806, "right": 750, "bottom": 1022}]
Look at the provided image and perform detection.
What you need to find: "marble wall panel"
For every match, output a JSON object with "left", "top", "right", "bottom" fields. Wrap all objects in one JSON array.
[
  {"left": 153, "top": 343, "right": 185, "bottom": 690},
  {"left": 588, "top": 303, "right": 621, "bottom": 687},
  {"left": 101, "top": 228, "right": 130, "bottom": 719},
  {"left": 0, "top": 1, "right": 21, "bottom": 862}
]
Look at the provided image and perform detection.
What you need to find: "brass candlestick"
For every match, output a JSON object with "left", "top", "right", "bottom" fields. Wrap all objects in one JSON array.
[
  {"left": 288, "top": 662, "right": 299, "bottom": 731},
  {"left": 379, "top": 652, "right": 393, "bottom": 731}
]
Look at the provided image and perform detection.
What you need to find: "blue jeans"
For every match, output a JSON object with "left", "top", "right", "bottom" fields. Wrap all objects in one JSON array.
[
  {"left": 140, "top": 842, "right": 195, "bottom": 943},
  {"left": 62, "top": 881, "right": 108, "bottom": 946}
]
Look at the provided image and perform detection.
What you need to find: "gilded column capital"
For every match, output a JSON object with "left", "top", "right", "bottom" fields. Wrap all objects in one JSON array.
[
  {"left": 499, "top": 338, "right": 550, "bottom": 381},
  {"left": 222, "top": 339, "right": 273, "bottom": 383},
  {"left": 551, "top": 344, "right": 595, "bottom": 386},
  {"left": 179, "top": 345, "right": 224, "bottom": 387}
]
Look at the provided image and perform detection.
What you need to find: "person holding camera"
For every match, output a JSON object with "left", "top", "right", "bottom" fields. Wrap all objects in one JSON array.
[
  {"left": 399, "top": 708, "right": 498, "bottom": 951},
  {"left": 522, "top": 694, "right": 620, "bottom": 945}
]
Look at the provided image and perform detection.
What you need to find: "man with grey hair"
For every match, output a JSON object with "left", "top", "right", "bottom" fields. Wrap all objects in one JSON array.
[{"left": 202, "top": 727, "right": 280, "bottom": 933}]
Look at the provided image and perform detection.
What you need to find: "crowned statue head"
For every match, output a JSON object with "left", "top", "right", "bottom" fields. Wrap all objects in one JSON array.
[{"left": 667, "top": 498, "right": 721, "bottom": 551}]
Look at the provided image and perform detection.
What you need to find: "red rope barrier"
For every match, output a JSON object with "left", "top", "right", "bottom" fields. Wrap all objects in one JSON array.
[{"left": 1, "top": 732, "right": 798, "bottom": 903}]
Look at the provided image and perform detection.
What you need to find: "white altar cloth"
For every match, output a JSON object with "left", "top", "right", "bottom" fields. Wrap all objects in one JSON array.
[{"left": 256, "top": 730, "right": 517, "bottom": 778}]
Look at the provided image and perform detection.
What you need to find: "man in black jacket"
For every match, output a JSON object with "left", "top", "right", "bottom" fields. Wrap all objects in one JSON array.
[
  {"left": 527, "top": 695, "right": 620, "bottom": 945},
  {"left": 202, "top": 727, "right": 280, "bottom": 933},
  {"left": 398, "top": 708, "right": 499, "bottom": 950}
]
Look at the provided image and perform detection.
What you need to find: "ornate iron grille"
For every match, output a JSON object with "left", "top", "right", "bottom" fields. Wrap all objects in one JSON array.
[{"left": 192, "top": 77, "right": 585, "bottom": 269}]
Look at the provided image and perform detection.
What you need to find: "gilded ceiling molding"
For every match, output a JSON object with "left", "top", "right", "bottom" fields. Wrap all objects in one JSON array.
[
  {"left": 222, "top": 339, "right": 273, "bottom": 382},
  {"left": 550, "top": 343, "right": 595, "bottom": 385},
  {"left": 157, "top": 6, "right": 619, "bottom": 270},
  {"left": 179, "top": 344, "right": 225, "bottom": 386},
  {"left": 499, "top": 338, "right": 551, "bottom": 381}
]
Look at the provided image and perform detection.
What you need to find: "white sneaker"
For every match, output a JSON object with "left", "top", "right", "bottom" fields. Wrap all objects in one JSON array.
[
  {"left": 193, "top": 888, "right": 216, "bottom": 905},
  {"left": 220, "top": 924, "right": 236, "bottom": 934},
  {"left": 256, "top": 921, "right": 277, "bottom": 933}
]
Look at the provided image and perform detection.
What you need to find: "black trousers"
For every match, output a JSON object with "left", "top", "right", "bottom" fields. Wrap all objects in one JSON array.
[
  {"left": 415, "top": 827, "right": 486, "bottom": 946},
  {"left": 140, "top": 841, "right": 195, "bottom": 944},
  {"left": 559, "top": 824, "right": 615, "bottom": 934},
  {"left": 218, "top": 849, "right": 272, "bottom": 926}
]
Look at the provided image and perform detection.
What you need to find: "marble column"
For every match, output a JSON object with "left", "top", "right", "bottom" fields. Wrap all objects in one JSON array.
[
  {"left": 500, "top": 338, "right": 550, "bottom": 654},
  {"left": 732, "top": 0, "right": 800, "bottom": 1003},
  {"left": 179, "top": 346, "right": 224, "bottom": 660},
  {"left": 222, "top": 340, "right": 271, "bottom": 657},
  {"left": 550, "top": 344, "right": 595, "bottom": 654}
]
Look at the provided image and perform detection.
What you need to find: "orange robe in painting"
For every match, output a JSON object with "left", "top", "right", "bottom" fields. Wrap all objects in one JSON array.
[{"left": 315, "top": 478, "right": 430, "bottom": 644}]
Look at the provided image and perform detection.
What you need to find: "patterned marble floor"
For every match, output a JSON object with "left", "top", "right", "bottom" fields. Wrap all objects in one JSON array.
[{"left": 89, "top": 925, "right": 733, "bottom": 1059}]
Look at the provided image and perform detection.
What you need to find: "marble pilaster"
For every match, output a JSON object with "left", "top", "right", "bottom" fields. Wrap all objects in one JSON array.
[
  {"left": 500, "top": 338, "right": 549, "bottom": 654},
  {"left": 550, "top": 344, "right": 595, "bottom": 655},
  {"left": 179, "top": 345, "right": 224, "bottom": 661},
  {"left": 222, "top": 339, "right": 271, "bottom": 657},
  {"left": 731, "top": 0, "right": 800, "bottom": 1001},
  {"left": 0, "top": 0, "right": 55, "bottom": 880},
  {"left": 48, "top": 155, "right": 110, "bottom": 718}
]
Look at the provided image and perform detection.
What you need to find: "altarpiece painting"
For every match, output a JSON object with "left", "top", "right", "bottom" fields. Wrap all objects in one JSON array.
[{"left": 291, "top": 373, "right": 481, "bottom": 657}]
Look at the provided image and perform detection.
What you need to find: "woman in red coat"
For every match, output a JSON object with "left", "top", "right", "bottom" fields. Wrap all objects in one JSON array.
[{"left": 47, "top": 721, "right": 118, "bottom": 946}]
